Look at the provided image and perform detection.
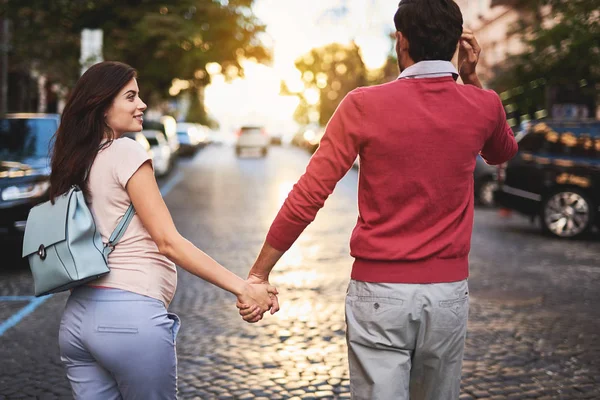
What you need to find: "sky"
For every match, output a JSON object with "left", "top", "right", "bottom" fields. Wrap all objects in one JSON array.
[{"left": 203, "top": 0, "right": 399, "bottom": 135}]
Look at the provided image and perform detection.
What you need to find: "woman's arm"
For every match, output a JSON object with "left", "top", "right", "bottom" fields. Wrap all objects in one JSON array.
[{"left": 126, "top": 162, "right": 276, "bottom": 313}]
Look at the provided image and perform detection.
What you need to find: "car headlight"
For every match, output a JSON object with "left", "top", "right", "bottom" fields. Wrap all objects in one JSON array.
[{"left": 1, "top": 181, "right": 50, "bottom": 201}]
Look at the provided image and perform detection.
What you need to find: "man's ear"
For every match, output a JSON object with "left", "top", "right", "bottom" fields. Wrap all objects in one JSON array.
[{"left": 396, "top": 31, "right": 409, "bottom": 52}]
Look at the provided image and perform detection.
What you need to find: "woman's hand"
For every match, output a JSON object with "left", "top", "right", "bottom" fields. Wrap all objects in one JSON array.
[{"left": 236, "top": 280, "right": 279, "bottom": 323}]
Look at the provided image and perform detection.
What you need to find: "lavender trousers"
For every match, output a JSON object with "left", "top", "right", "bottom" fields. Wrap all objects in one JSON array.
[{"left": 58, "top": 287, "right": 181, "bottom": 400}]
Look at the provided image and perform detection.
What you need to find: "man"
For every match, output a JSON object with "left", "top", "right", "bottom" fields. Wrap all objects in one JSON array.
[{"left": 239, "top": 0, "right": 518, "bottom": 398}]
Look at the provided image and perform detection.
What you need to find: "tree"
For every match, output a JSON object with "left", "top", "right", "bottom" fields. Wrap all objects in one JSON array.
[
  {"left": 490, "top": 0, "right": 599, "bottom": 121},
  {"left": 293, "top": 42, "right": 367, "bottom": 126},
  {"left": 1, "top": 0, "right": 270, "bottom": 121},
  {"left": 367, "top": 32, "right": 399, "bottom": 86}
]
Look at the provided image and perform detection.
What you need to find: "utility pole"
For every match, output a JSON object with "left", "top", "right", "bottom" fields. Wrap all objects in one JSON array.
[{"left": 80, "top": 29, "right": 103, "bottom": 76}]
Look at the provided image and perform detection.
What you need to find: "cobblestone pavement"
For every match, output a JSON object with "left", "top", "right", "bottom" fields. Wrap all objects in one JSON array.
[{"left": 0, "top": 145, "right": 599, "bottom": 399}]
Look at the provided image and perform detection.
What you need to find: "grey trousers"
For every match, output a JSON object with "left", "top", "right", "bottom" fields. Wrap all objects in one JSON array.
[
  {"left": 345, "top": 279, "right": 469, "bottom": 400},
  {"left": 58, "top": 287, "right": 181, "bottom": 400}
]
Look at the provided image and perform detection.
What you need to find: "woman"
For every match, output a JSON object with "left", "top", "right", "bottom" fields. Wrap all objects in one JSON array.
[{"left": 52, "top": 61, "right": 277, "bottom": 399}]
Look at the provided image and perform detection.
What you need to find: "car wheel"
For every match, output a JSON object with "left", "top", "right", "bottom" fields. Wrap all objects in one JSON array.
[
  {"left": 477, "top": 178, "right": 498, "bottom": 207},
  {"left": 235, "top": 146, "right": 242, "bottom": 156},
  {"left": 541, "top": 189, "right": 594, "bottom": 238},
  {"left": 261, "top": 147, "right": 268, "bottom": 157}
]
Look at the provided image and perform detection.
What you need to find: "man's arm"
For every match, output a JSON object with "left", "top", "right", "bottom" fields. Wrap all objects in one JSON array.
[
  {"left": 265, "top": 90, "right": 363, "bottom": 252},
  {"left": 238, "top": 90, "right": 363, "bottom": 322},
  {"left": 480, "top": 96, "right": 518, "bottom": 165},
  {"left": 458, "top": 29, "right": 517, "bottom": 164},
  {"left": 461, "top": 74, "right": 482, "bottom": 89},
  {"left": 265, "top": 90, "right": 363, "bottom": 250},
  {"left": 247, "top": 242, "right": 284, "bottom": 282},
  {"left": 458, "top": 29, "right": 482, "bottom": 89}
]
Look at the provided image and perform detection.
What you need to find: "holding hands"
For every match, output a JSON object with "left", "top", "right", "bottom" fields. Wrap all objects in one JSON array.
[
  {"left": 236, "top": 273, "right": 280, "bottom": 323},
  {"left": 236, "top": 242, "right": 285, "bottom": 322}
]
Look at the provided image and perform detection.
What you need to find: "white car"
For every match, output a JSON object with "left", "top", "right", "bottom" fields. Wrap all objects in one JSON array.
[
  {"left": 144, "top": 116, "right": 179, "bottom": 161},
  {"left": 142, "top": 130, "right": 172, "bottom": 177},
  {"left": 235, "top": 126, "right": 269, "bottom": 157},
  {"left": 176, "top": 123, "right": 201, "bottom": 156}
]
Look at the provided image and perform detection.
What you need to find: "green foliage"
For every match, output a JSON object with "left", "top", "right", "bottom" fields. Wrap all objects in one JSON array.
[
  {"left": 490, "top": 0, "right": 599, "bottom": 117},
  {"left": 367, "top": 32, "right": 399, "bottom": 86},
  {"left": 293, "top": 42, "right": 367, "bottom": 126},
  {"left": 2, "top": 0, "right": 270, "bottom": 104}
]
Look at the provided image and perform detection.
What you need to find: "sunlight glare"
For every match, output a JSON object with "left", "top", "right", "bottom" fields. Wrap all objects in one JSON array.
[
  {"left": 304, "top": 88, "right": 320, "bottom": 105},
  {"left": 278, "top": 181, "right": 295, "bottom": 207}
]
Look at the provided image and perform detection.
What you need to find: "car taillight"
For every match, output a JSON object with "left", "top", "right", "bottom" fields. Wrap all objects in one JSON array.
[
  {"left": 235, "top": 129, "right": 242, "bottom": 137},
  {"left": 261, "top": 128, "right": 267, "bottom": 136}
]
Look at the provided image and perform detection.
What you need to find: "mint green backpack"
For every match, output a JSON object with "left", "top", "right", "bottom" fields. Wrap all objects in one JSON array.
[{"left": 22, "top": 186, "right": 135, "bottom": 297}]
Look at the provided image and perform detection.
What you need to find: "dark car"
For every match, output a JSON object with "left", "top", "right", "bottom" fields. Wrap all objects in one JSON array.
[
  {"left": 495, "top": 120, "right": 600, "bottom": 238},
  {"left": 0, "top": 113, "right": 60, "bottom": 241}
]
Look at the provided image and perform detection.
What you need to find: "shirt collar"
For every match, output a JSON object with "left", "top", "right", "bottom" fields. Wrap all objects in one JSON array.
[{"left": 398, "top": 60, "right": 458, "bottom": 80}]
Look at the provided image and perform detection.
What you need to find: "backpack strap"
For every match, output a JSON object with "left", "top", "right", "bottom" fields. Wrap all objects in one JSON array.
[{"left": 103, "top": 203, "right": 136, "bottom": 259}]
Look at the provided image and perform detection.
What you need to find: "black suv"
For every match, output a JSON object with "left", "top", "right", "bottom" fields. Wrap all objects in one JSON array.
[
  {"left": 0, "top": 113, "right": 60, "bottom": 241},
  {"left": 496, "top": 120, "right": 600, "bottom": 238}
]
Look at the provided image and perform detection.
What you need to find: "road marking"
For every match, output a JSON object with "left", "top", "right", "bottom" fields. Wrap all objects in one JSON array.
[
  {"left": 160, "top": 171, "right": 183, "bottom": 197},
  {"left": 0, "top": 296, "right": 51, "bottom": 336},
  {"left": 0, "top": 172, "right": 182, "bottom": 336}
]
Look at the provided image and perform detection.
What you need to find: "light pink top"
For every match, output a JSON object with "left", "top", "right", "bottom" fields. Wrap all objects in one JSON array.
[{"left": 87, "top": 138, "right": 177, "bottom": 307}]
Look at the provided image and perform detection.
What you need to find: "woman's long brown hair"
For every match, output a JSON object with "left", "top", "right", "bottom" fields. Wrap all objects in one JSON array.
[{"left": 49, "top": 61, "right": 136, "bottom": 202}]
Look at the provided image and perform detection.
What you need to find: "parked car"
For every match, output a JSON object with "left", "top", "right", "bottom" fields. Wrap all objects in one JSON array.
[
  {"left": 270, "top": 132, "right": 283, "bottom": 146},
  {"left": 292, "top": 125, "right": 325, "bottom": 153},
  {"left": 176, "top": 122, "right": 201, "bottom": 156},
  {"left": 207, "top": 129, "right": 227, "bottom": 146},
  {"left": 0, "top": 113, "right": 59, "bottom": 241},
  {"left": 495, "top": 120, "right": 600, "bottom": 238},
  {"left": 235, "top": 126, "right": 269, "bottom": 157},
  {"left": 122, "top": 132, "right": 153, "bottom": 157},
  {"left": 474, "top": 155, "right": 498, "bottom": 207},
  {"left": 141, "top": 130, "right": 171, "bottom": 177},
  {"left": 291, "top": 129, "right": 307, "bottom": 148},
  {"left": 194, "top": 124, "right": 211, "bottom": 147},
  {"left": 144, "top": 116, "right": 179, "bottom": 166}
]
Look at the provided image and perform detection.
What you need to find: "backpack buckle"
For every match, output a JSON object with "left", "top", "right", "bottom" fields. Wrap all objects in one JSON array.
[
  {"left": 37, "top": 244, "right": 46, "bottom": 260},
  {"left": 104, "top": 242, "right": 116, "bottom": 251}
]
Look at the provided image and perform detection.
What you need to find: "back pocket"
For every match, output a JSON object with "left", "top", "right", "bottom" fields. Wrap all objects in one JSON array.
[
  {"left": 432, "top": 296, "right": 468, "bottom": 330},
  {"left": 346, "top": 295, "right": 405, "bottom": 323}
]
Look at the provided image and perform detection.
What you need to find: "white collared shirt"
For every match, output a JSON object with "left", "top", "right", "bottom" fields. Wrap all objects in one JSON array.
[{"left": 398, "top": 60, "right": 458, "bottom": 80}]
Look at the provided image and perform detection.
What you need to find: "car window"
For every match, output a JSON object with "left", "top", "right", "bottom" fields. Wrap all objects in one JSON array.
[
  {"left": 522, "top": 122, "right": 600, "bottom": 159},
  {"left": 0, "top": 118, "right": 57, "bottom": 159},
  {"left": 148, "top": 130, "right": 167, "bottom": 142},
  {"left": 146, "top": 137, "right": 159, "bottom": 146},
  {"left": 144, "top": 121, "right": 165, "bottom": 134},
  {"left": 517, "top": 131, "right": 545, "bottom": 153},
  {"left": 241, "top": 127, "right": 262, "bottom": 135}
]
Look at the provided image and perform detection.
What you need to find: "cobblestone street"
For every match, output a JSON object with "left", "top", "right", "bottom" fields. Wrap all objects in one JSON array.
[{"left": 1, "top": 145, "right": 599, "bottom": 399}]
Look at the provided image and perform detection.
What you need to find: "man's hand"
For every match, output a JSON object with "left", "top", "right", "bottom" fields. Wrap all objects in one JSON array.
[
  {"left": 237, "top": 242, "right": 284, "bottom": 323},
  {"left": 236, "top": 274, "right": 280, "bottom": 323},
  {"left": 458, "top": 29, "right": 482, "bottom": 88}
]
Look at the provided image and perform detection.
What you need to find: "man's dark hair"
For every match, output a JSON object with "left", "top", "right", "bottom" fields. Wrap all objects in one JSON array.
[{"left": 394, "top": 0, "right": 463, "bottom": 62}]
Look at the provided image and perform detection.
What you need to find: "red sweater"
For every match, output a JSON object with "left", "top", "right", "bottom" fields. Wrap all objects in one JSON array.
[{"left": 267, "top": 77, "right": 518, "bottom": 283}]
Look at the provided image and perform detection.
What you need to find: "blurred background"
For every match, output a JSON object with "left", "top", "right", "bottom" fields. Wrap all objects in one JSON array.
[
  {"left": 0, "top": 1, "right": 599, "bottom": 399},
  {"left": 0, "top": 0, "right": 598, "bottom": 135}
]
